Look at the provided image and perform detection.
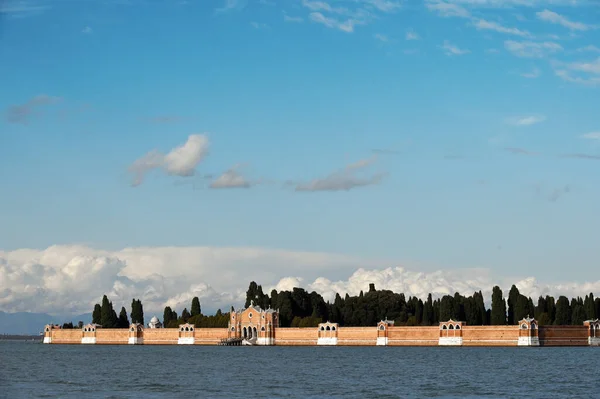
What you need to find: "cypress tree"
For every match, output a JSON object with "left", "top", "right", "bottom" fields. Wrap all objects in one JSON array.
[
  {"left": 92, "top": 303, "right": 102, "bottom": 325},
  {"left": 191, "top": 297, "right": 201, "bottom": 317},
  {"left": 515, "top": 295, "right": 529, "bottom": 322},
  {"left": 163, "top": 306, "right": 173, "bottom": 328},
  {"left": 245, "top": 281, "right": 259, "bottom": 308},
  {"left": 554, "top": 296, "right": 571, "bottom": 325},
  {"left": 507, "top": 285, "right": 520, "bottom": 325},
  {"left": 181, "top": 307, "right": 191, "bottom": 322},
  {"left": 415, "top": 299, "right": 424, "bottom": 325},
  {"left": 423, "top": 294, "right": 434, "bottom": 325},
  {"left": 584, "top": 293, "right": 596, "bottom": 320},
  {"left": 491, "top": 286, "right": 506, "bottom": 325},
  {"left": 118, "top": 307, "right": 129, "bottom": 328},
  {"left": 100, "top": 295, "right": 112, "bottom": 327},
  {"left": 572, "top": 304, "right": 586, "bottom": 325},
  {"left": 439, "top": 295, "right": 454, "bottom": 321}
]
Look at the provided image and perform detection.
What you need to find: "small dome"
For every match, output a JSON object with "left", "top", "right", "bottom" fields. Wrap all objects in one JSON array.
[{"left": 150, "top": 316, "right": 159, "bottom": 323}]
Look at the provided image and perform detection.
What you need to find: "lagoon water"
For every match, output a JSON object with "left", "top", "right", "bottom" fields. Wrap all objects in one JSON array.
[{"left": 1, "top": 341, "right": 598, "bottom": 398}]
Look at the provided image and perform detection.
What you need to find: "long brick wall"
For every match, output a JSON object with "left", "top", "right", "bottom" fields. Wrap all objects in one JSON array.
[
  {"left": 388, "top": 327, "right": 439, "bottom": 346},
  {"left": 462, "top": 326, "right": 519, "bottom": 346},
  {"left": 194, "top": 328, "right": 228, "bottom": 345},
  {"left": 538, "top": 326, "right": 589, "bottom": 346},
  {"left": 43, "top": 318, "right": 600, "bottom": 347},
  {"left": 275, "top": 327, "right": 318, "bottom": 346}
]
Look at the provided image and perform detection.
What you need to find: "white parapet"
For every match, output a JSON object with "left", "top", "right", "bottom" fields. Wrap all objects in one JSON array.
[
  {"left": 317, "top": 337, "right": 338, "bottom": 346},
  {"left": 128, "top": 337, "right": 143, "bottom": 345},
  {"left": 518, "top": 336, "right": 540, "bottom": 346},
  {"left": 178, "top": 337, "right": 195, "bottom": 345},
  {"left": 438, "top": 337, "right": 463, "bottom": 346},
  {"left": 81, "top": 337, "right": 96, "bottom": 344},
  {"left": 589, "top": 337, "right": 600, "bottom": 346},
  {"left": 256, "top": 337, "right": 275, "bottom": 346},
  {"left": 376, "top": 337, "right": 388, "bottom": 346},
  {"left": 43, "top": 337, "right": 52, "bottom": 344}
]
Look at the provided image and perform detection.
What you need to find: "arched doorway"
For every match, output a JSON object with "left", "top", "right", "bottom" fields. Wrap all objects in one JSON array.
[{"left": 243, "top": 327, "right": 247, "bottom": 338}]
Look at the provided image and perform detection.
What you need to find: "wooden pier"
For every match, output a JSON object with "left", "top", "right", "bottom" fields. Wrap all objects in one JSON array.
[{"left": 218, "top": 337, "right": 244, "bottom": 346}]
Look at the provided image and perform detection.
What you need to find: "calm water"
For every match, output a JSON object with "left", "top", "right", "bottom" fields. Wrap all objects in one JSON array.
[{"left": 1, "top": 341, "right": 598, "bottom": 398}]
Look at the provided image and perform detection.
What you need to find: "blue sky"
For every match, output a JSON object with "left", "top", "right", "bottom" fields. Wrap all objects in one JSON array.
[{"left": 1, "top": 0, "right": 600, "bottom": 315}]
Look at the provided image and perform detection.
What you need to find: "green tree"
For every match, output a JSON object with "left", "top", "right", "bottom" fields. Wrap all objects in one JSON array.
[
  {"left": 571, "top": 304, "right": 586, "bottom": 325},
  {"left": 131, "top": 299, "right": 144, "bottom": 325},
  {"left": 439, "top": 295, "right": 454, "bottom": 321},
  {"left": 92, "top": 303, "right": 102, "bottom": 325},
  {"left": 181, "top": 308, "right": 191, "bottom": 322},
  {"left": 491, "top": 286, "right": 506, "bottom": 325},
  {"left": 118, "top": 307, "right": 129, "bottom": 328},
  {"left": 423, "top": 294, "right": 434, "bottom": 325},
  {"left": 100, "top": 295, "right": 118, "bottom": 328},
  {"left": 507, "top": 285, "right": 520, "bottom": 325},
  {"left": 191, "top": 297, "right": 201, "bottom": 317},
  {"left": 584, "top": 293, "right": 596, "bottom": 320},
  {"left": 554, "top": 296, "right": 571, "bottom": 325}
]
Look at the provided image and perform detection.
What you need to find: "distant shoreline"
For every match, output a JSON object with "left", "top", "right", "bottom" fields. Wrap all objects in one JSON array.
[{"left": 0, "top": 335, "right": 41, "bottom": 341}]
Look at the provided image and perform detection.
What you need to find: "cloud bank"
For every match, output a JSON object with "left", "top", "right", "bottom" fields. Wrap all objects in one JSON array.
[{"left": 2, "top": 245, "right": 600, "bottom": 318}]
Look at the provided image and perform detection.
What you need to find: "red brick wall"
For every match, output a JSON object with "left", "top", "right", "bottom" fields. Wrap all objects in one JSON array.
[
  {"left": 462, "top": 326, "right": 519, "bottom": 346},
  {"left": 388, "top": 327, "right": 438, "bottom": 346},
  {"left": 337, "top": 327, "right": 377, "bottom": 346},
  {"left": 194, "top": 328, "right": 228, "bottom": 345},
  {"left": 51, "top": 329, "right": 82, "bottom": 344},
  {"left": 144, "top": 328, "right": 179, "bottom": 345},
  {"left": 539, "top": 326, "right": 588, "bottom": 346},
  {"left": 275, "top": 327, "right": 318, "bottom": 346},
  {"left": 95, "top": 329, "right": 129, "bottom": 344}
]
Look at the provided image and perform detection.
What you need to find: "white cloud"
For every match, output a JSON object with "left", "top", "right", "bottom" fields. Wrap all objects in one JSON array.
[
  {"left": 82, "top": 26, "right": 92, "bottom": 34},
  {"left": 374, "top": 33, "right": 389, "bottom": 42},
  {"left": 284, "top": 14, "right": 303, "bottom": 23},
  {"left": 568, "top": 57, "right": 600, "bottom": 75},
  {"left": 0, "top": 245, "right": 375, "bottom": 316},
  {"left": 209, "top": 165, "right": 252, "bottom": 189},
  {"left": 309, "top": 12, "right": 357, "bottom": 33},
  {"left": 555, "top": 69, "right": 600, "bottom": 86},
  {"left": 4, "top": 245, "right": 600, "bottom": 318},
  {"left": 474, "top": 19, "right": 530, "bottom": 36},
  {"left": 521, "top": 67, "right": 541, "bottom": 78},
  {"left": 581, "top": 132, "right": 600, "bottom": 140},
  {"left": 405, "top": 30, "right": 419, "bottom": 40},
  {"left": 294, "top": 157, "right": 385, "bottom": 192},
  {"left": 577, "top": 45, "right": 600, "bottom": 53},
  {"left": 441, "top": 40, "right": 470, "bottom": 56},
  {"left": 251, "top": 21, "right": 269, "bottom": 29},
  {"left": 426, "top": 1, "right": 470, "bottom": 18},
  {"left": 129, "top": 134, "right": 210, "bottom": 186},
  {"left": 506, "top": 115, "right": 546, "bottom": 126},
  {"left": 272, "top": 267, "right": 600, "bottom": 309},
  {"left": 363, "top": 0, "right": 401, "bottom": 12},
  {"left": 536, "top": 9, "right": 592, "bottom": 31},
  {"left": 504, "top": 40, "right": 563, "bottom": 58}
]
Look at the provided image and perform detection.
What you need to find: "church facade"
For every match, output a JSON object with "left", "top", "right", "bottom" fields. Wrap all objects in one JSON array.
[{"left": 227, "top": 301, "right": 278, "bottom": 345}]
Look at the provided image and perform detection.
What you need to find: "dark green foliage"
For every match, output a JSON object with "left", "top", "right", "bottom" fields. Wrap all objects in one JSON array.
[
  {"left": 163, "top": 306, "right": 177, "bottom": 328},
  {"left": 191, "top": 297, "right": 201, "bottom": 317},
  {"left": 92, "top": 304, "right": 102, "bottom": 325},
  {"left": 491, "top": 286, "right": 506, "bottom": 325},
  {"left": 62, "top": 322, "right": 74, "bottom": 329},
  {"left": 584, "top": 293, "right": 596, "bottom": 320},
  {"left": 554, "top": 296, "right": 571, "bottom": 325},
  {"left": 100, "top": 295, "right": 118, "bottom": 328},
  {"left": 118, "top": 307, "right": 129, "bottom": 328},
  {"left": 181, "top": 308, "right": 191, "bottom": 322},
  {"left": 507, "top": 285, "right": 520, "bottom": 325},
  {"left": 130, "top": 299, "right": 144, "bottom": 325},
  {"left": 439, "top": 295, "right": 455, "bottom": 321}
]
